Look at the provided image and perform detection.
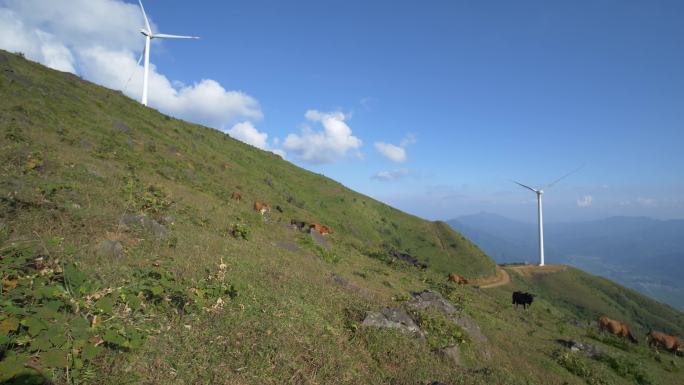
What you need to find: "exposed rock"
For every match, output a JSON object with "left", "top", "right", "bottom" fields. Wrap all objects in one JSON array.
[
  {"left": 407, "top": 290, "right": 487, "bottom": 343},
  {"left": 119, "top": 214, "right": 168, "bottom": 238},
  {"left": 390, "top": 250, "right": 428, "bottom": 269},
  {"left": 439, "top": 345, "right": 462, "bottom": 366},
  {"left": 362, "top": 307, "right": 422, "bottom": 336},
  {"left": 329, "top": 273, "right": 373, "bottom": 299},
  {"left": 273, "top": 240, "right": 300, "bottom": 253},
  {"left": 113, "top": 121, "right": 131, "bottom": 133},
  {"left": 408, "top": 290, "right": 458, "bottom": 316},
  {"left": 97, "top": 240, "right": 123, "bottom": 258},
  {"left": 310, "top": 230, "right": 330, "bottom": 250},
  {"left": 556, "top": 339, "right": 602, "bottom": 358},
  {"left": 160, "top": 215, "right": 175, "bottom": 225}
]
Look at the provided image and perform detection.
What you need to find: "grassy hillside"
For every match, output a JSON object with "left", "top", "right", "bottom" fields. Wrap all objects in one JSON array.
[{"left": 1, "top": 51, "right": 683, "bottom": 385}]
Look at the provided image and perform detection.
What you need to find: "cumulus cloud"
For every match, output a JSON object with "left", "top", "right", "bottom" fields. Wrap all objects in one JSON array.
[
  {"left": 374, "top": 134, "right": 415, "bottom": 163},
  {"left": 283, "top": 110, "right": 362, "bottom": 164},
  {"left": 227, "top": 121, "right": 268, "bottom": 149},
  {"left": 0, "top": 0, "right": 262, "bottom": 130},
  {"left": 577, "top": 195, "right": 593, "bottom": 208},
  {"left": 372, "top": 169, "right": 411, "bottom": 181},
  {"left": 225, "top": 121, "right": 284, "bottom": 157},
  {"left": 374, "top": 142, "right": 406, "bottom": 163}
]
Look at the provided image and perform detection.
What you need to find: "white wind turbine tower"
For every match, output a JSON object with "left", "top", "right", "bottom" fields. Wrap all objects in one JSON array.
[
  {"left": 137, "top": 0, "right": 199, "bottom": 106},
  {"left": 513, "top": 167, "right": 582, "bottom": 266}
]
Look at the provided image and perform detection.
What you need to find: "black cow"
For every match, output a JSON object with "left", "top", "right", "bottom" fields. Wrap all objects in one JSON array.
[
  {"left": 275, "top": 205, "right": 284, "bottom": 213},
  {"left": 512, "top": 291, "right": 534, "bottom": 309},
  {"left": 290, "top": 220, "right": 307, "bottom": 231}
]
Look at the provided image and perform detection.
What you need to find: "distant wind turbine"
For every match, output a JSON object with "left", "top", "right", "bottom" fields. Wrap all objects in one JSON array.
[
  {"left": 513, "top": 167, "right": 583, "bottom": 266},
  {"left": 137, "top": 0, "right": 199, "bottom": 106}
]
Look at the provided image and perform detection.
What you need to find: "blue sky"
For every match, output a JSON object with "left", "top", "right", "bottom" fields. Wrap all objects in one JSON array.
[{"left": 2, "top": 0, "right": 683, "bottom": 222}]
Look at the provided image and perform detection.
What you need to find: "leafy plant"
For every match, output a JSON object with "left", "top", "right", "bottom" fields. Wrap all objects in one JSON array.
[
  {"left": 596, "top": 353, "right": 653, "bottom": 385},
  {"left": 411, "top": 310, "right": 468, "bottom": 350},
  {"left": 229, "top": 222, "right": 250, "bottom": 240},
  {"left": 552, "top": 349, "right": 612, "bottom": 385},
  {"left": 0, "top": 240, "right": 236, "bottom": 383},
  {"left": 121, "top": 174, "right": 173, "bottom": 218}
]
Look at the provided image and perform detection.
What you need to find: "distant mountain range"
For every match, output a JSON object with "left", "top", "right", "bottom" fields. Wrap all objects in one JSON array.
[{"left": 447, "top": 213, "right": 684, "bottom": 311}]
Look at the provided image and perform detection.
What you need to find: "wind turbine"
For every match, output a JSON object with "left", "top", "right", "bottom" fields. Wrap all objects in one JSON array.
[
  {"left": 513, "top": 167, "right": 582, "bottom": 266},
  {"left": 137, "top": 0, "right": 199, "bottom": 106}
]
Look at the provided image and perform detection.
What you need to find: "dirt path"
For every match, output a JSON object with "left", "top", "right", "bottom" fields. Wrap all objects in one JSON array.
[
  {"left": 475, "top": 266, "right": 511, "bottom": 289},
  {"left": 507, "top": 264, "right": 567, "bottom": 278}
]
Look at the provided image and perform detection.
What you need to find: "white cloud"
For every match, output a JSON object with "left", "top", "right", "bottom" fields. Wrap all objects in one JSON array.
[
  {"left": 0, "top": 9, "right": 76, "bottom": 73},
  {"left": 0, "top": 0, "right": 263, "bottom": 130},
  {"left": 400, "top": 133, "right": 416, "bottom": 147},
  {"left": 374, "top": 142, "right": 406, "bottom": 163},
  {"left": 577, "top": 195, "right": 593, "bottom": 208},
  {"left": 375, "top": 134, "right": 415, "bottom": 163},
  {"left": 283, "top": 110, "right": 362, "bottom": 164},
  {"left": 225, "top": 121, "right": 284, "bottom": 158},
  {"left": 372, "top": 169, "right": 411, "bottom": 181},
  {"left": 227, "top": 121, "right": 268, "bottom": 149}
]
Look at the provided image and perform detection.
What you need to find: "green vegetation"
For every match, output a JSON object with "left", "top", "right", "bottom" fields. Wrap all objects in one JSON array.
[{"left": 1, "top": 50, "right": 683, "bottom": 384}]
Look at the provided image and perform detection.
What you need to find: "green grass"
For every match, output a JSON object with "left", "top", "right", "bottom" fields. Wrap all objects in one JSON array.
[{"left": 1, "top": 50, "right": 683, "bottom": 385}]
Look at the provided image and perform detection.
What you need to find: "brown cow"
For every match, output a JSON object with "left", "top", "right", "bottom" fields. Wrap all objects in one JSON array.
[
  {"left": 647, "top": 331, "right": 682, "bottom": 354},
  {"left": 309, "top": 223, "right": 333, "bottom": 235},
  {"left": 253, "top": 201, "right": 270, "bottom": 215},
  {"left": 448, "top": 273, "right": 468, "bottom": 285},
  {"left": 231, "top": 192, "right": 242, "bottom": 202},
  {"left": 598, "top": 316, "right": 638, "bottom": 344}
]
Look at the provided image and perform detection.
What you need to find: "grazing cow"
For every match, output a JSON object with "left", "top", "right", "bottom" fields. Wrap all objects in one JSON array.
[
  {"left": 512, "top": 291, "right": 534, "bottom": 309},
  {"left": 598, "top": 316, "right": 638, "bottom": 344},
  {"left": 275, "top": 205, "right": 284, "bottom": 213},
  {"left": 309, "top": 223, "right": 333, "bottom": 235},
  {"left": 389, "top": 250, "right": 428, "bottom": 270},
  {"left": 647, "top": 331, "right": 681, "bottom": 354},
  {"left": 231, "top": 192, "right": 242, "bottom": 202},
  {"left": 253, "top": 201, "right": 270, "bottom": 215},
  {"left": 290, "top": 220, "right": 307, "bottom": 231},
  {"left": 448, "top": 273, "right": 469, "bottom": 285}
]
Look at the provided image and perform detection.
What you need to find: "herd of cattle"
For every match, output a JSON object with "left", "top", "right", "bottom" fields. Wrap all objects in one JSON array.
[
  {"left": 235, "top": 192, "right": 682, "bottom": 356},
  {"left": 231, "top": 192, "right": 334, "bottom": 236},
  {"left": 452, "top": 276, "right": 682, "bottom": 354},
  {"left": 598, "top": 316, "right": 684, "bottom": 354}
]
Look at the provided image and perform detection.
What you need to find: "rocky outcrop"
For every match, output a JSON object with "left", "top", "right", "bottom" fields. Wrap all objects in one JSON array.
[
  {"left": 556, "top": 339, "right": 602, "bottom": 358},
  {"left": 407, "top": 290, "right": 487, "bottom": 343},
  {"left": 96, "top": 239, "right": 123, "bottom": 258},
  {"left": 362, "top": 307, "right": 422, "bottom": 336},
  {"left": 119, "top": 214, "right": 168, "bottom": 238}
]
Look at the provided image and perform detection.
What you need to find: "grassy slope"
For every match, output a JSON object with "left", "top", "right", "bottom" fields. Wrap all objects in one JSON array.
[
  {"left": 507, "top": 266, "right": 684, "bottom": 337},
  {"left": 1, "top": 51, "right": 683, "bottom": 385}
]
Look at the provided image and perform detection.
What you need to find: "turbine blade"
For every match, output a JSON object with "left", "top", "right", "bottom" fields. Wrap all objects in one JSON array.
[
  {"left": 152, "top": 33, "right": 199, "bottom": 39},
  {"left": 137, "top": 43, "right": 145, "bottom": 65},
  {"left": 544, "top": 164, "right": 585, "bottom": 190},
  {"left": 122, "top": 42, "right": 146, "bottom": 92},
  {"left": 138, "top": 0, "right": 152, "bottom": 33},
  {"left": 512, "top": 180, "right": 538, "bottom": 193}
]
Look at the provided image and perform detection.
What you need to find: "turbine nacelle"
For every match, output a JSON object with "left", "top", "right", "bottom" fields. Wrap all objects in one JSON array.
[{"left": 140, "top": 29, "right": 151, "bottom": 37}]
